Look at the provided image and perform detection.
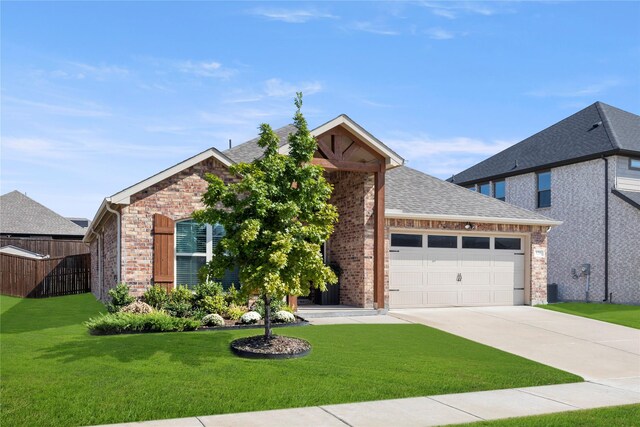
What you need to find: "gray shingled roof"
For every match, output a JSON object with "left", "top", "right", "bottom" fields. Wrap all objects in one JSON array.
[
  {"left": 387, "top": 166, "right": 557, "bottom": 223},
  {"left": 224, "top": 125, "right": 297, "bottom": 163},
  {"left": 452, "top": 102, "right": 640, "bottom": 185},
  {"left": 0, "top": 191, "right": 86, "bottom": 236},
  {"left": 613, "top": 189, "right": 640, "bottom": 211}
]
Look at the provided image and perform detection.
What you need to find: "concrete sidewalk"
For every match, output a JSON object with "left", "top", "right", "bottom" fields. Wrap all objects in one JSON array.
[{"left": 93, "top": 379, "right": 640, "bottom": 427}]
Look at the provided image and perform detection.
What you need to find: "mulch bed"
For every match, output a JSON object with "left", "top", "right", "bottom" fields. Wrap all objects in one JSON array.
[
  {"left": 198, "top": 316, "right": 308, "bottom": 332},
  {"left": 231, "top": 335, "right": 311, "bottom": 359}
]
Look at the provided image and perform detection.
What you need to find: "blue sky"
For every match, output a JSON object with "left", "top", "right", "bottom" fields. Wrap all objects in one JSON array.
[{"left": 2, "top": 1, "right": 639, "bottom": 219}]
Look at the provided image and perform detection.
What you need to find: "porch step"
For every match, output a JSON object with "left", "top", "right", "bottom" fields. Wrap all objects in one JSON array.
[{"left": 296, "top": 306, "right": 385, "bottom": 319}]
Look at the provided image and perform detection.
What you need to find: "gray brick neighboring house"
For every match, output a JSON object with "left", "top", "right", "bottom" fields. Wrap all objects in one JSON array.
[
  {"left": 85, "top": 115, "right": 560, "bottom": 308},
  {"left": 451, "top": 102, "right": 640, "bottom": 305}
]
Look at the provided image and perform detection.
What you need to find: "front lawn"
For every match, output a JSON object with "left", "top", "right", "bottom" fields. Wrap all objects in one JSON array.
[
  {"left": 540, "top": 302, "right": 640, "bottom": 329},
  {"left": 454, "top": 403, "right": 640, "bottom": 426},
  {"left": 1, "top": 294, "right": 581, "bottom": 427}
]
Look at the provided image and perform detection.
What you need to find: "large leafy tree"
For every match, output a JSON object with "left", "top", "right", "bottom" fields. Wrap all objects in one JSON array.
[{"left": 194, "top": 93, "right": 338, "bottom": 339}]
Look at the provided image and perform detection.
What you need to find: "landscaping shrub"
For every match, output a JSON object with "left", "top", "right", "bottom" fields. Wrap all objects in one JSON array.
[
  {"left": 86, "top": 312, "right": 200, "bottom": 335},
  {"left": 106, "top": 283, "right": 135, "bottom": 313},
  {"left": 225, "top": 284, "right": 246, "bottom": 306},
  {"left": 251, "top": 298, "right": 291, "bottom": 317},
  {"left": 143, "top": 285, "right": 169, "bottom": 309},
  {"left": 226, "top": 304, "right": 248, "bottom": 320},
  {"left": 164, "top": 286, "right": 195, "bottom": 318},
  {"left": 200, "top": 294, "right": 227, "bottom": 316},
  {"left": 240, "top": 311, "right": 261, "bottom": 324},
  {"left": 193, "top": 280, "right": 223, "bottom": 301},
  {"left": 202, "top": 313, "right": 224, "bottom": 327},
  {"left": 120, "top": 301, "right": 153, "bottom": 314},
  {"left": 273, "top": 310, "right": 296, "bottom": 323}
]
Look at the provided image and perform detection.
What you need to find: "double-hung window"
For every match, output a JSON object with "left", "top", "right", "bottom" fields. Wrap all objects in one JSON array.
[
  {"left": 175, "top": 220, "right": 229, "bottom": 289},
  {"left": 537, "top": 171, "right": 551, "bottom": 208},
  {"left": 478, "top": 182, "right": 491, "bottom": 196},
  {"left": 493, "top": 180, "right": 505, "bottom": 201}
]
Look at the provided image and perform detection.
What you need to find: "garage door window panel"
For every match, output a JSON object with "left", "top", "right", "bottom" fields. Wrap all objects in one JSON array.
[
  {"left": 495, "top": 238, "right": 521, "bottom": 250},
  {"left": 428, "top": 235, "right": 457, "bottom": 248},
  {"left": 391, "top": 234, "right": 423, "bottom": 247},
  {"left": 462, "top": 236, "right": 490, "bottom": 249}
]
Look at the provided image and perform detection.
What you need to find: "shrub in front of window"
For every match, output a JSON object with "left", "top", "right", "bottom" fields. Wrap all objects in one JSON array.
[
  {"left": 120, "top": 301, "right": 154, "bottom": 314},
  {"left": 142, "top": 285, "right": 169, "bottom": 310},
  {"left": 200, "top": 294, "right": 227, "bottom": 316},
  {"left": 202, "top": 313, "right": 225, "bottom": 327},
  {"left": 226, "top": 304, "right": 248, "bottom": 320},
  {"left": 170, "top": 286, "right": 194, "bottom": 304},
  {"left": 251, "top": 298, "right": 291, "bottom": 317},
  {"left": 273, "top": 310, "right": 295, "bottom": 323},
  {"left": 194, "top": 280, "right": 224, "bottom": 301},
  {"left": 240, "top": 311, "right": 262, "bottom": 324},
  {"left": 164, "top": 301, "right": 193, "bottom": 318},
  {"left": 225, "top": 284, "right": 246, "bottom": 306},
  {"left": 106, "top": 283, "right": 135, "bottom": 313}
]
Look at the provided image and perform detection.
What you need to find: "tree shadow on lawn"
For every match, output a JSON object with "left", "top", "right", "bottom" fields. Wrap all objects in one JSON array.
[
  {"left": 37, "top": 330, "right": 243, "bottom": 366},
  {"left": 1, "top": 294, "right": 105, "bottom": 335}
]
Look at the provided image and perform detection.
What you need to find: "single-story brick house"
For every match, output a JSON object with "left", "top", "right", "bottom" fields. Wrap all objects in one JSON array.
[{"left": 85, "top": 115, "right": 560, "bottom": 309}]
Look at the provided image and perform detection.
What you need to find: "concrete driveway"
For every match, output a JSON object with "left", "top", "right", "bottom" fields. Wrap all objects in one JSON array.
[{"left": 390, "top": 306, "right": 640, "bottom": 384}]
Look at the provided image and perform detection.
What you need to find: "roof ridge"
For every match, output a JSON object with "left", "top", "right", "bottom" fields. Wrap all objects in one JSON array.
[
  {"left": 223, "top": 123, "right": 296, "bottom": 154},
  {"left": 594, "top": 101, "right": 619, "bottom": 151}
]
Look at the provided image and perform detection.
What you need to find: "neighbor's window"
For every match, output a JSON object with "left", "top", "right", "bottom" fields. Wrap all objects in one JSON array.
[
  {"left": 537, "top": 171, "right": 551, "bottom": 208},
  {"left": 495, "top": 238, "right": 521, "bottom": 250},
  {"left": 630, "top": 158, "right": 640, "bottom": 171},
  {"left": 175, "top": 220, "right": 234, "bottom": 289},
  {"left": 493, "top": 180, "right": 505, "bottom": 201},
  {"left": 391, "top": 234, "right": 423, "bottom": 248},
  {"left": 466, "top": 185, "right": 476, "bottom": 192},
  {"left": 462, "top": 236, "right": 490, "bottom": 249},
  {"left": 478, "top": 182, "right": 491, "bottom": 196},
  {"left": 428, "top": 235, "right": 457, "bottom": 248}
]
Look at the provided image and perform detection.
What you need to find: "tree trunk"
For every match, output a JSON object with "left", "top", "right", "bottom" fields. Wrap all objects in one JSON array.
[{"left": 263, "top": 294, "right": 272, "bottom": 339}]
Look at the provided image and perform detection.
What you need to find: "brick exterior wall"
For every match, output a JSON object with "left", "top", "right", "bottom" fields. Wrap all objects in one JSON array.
[
  {"left": 90, "top": 215, "right": 117, "bottom": 301},
  {"left": 385, "top": 218, "right": 549, "bottom": 305},
  {"left": 505, "top": 157, "right": 639, "bottom": 304},
  {"left": 326, "top": 171, "right": 376, "bottom": 308}
]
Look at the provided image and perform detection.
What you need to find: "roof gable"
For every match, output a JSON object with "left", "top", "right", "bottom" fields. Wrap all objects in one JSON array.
[
  {"left": 452, "top": 102, "right": 640, "bottom": 184},
  {"left": 0, "top": 191, "right": 86, "bottom": 236}
]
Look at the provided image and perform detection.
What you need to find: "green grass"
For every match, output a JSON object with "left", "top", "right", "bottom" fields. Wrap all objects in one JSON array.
[
  {"left": 454, "top": 404, "right": 640, "bottom": 426},
  {"left": 1, "top": 294, "right": 582, "bottom": 427},
  {"left": 540, "top": 302, "right": 640, "bottom": 329}
]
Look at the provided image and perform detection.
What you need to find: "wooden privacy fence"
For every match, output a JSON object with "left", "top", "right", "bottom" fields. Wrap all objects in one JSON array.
[
  {"left": 0, "top": 253, "right": 91, "bottom": 298},
  {"left": 0, "top": 237, "right": 89, "bottom": 257}
]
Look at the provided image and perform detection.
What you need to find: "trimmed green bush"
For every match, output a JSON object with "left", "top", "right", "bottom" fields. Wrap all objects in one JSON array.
[
  {"left": 193, "top": 280, "right": 223, "bottom": 301},
  {"left": 202, "top": 313, "right": 224, "bottom": 327},
  {"left": 226, "top": 304, "right": 248, "bottom": 320},
  {"left": 200, "top": 294, "right": 227, "bottom": 316},
  {"left": 251, "top": 298, "right": 291, "bottom": 317},
  {"left": 85, "top": 312, "right": 200, "bottom": 335},
  {"left": 106, "top": 283, "right": 135, "bottom": 313},
  {"left": 142, "top": 285, "right": 169, "bottom": 309}
]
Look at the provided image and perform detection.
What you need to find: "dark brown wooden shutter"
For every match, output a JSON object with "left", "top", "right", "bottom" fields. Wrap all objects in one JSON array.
[{"left": 153, "top": 214, "right": 174, "bottom": 290}]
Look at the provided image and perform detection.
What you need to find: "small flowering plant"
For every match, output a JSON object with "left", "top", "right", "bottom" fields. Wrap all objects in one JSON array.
[
  {"left": 240, "top": 311, "right": 262, "bottom": 324},
  {"left": 202, "top": 313, "right": 225, "bottom": 327},
  {"left": 273, "top": 310, "right": 295, "bottom": 323}
]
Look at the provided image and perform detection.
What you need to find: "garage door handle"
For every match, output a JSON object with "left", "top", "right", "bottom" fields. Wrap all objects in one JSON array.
[
  {"left": 389, "top": 289, "right": 400, "bottom": 292},
  {"left": 389, "top": 250, "right": 400, "bottom": 253},
  {"left": 456, "top": 273, "right": 462, "bottom": 282}
]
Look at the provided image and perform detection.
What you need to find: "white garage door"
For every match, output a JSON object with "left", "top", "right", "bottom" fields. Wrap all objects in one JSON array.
[{"left": 389, "top": 233, "right": 525, "bottom": 308}]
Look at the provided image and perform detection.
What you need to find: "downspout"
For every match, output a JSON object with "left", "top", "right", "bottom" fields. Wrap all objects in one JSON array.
[
  {"left": 603, "top": 156, "right": 609, "bottom": 302},
  {"left": 105, "top": 202, "right": 122, "bottom": 284},
  {"left": 89, "top": 229, "right": 103, "bottom": 299}
]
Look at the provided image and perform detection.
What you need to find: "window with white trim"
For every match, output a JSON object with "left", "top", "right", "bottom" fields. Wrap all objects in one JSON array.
[{"left": 175, "top": 220, "right": 230, "bottom": 288}]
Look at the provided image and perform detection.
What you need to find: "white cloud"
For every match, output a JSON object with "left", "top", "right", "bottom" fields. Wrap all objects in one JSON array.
[
  {"left": 4, "top": 96, "right": 110, "bottom": 117},
  {"left": 250, "top": 8, "right": 337, "bottom": 23},
  {"left": 177, "top": 60, "right": 235, "bottom": 79},
  {"left": 425, "top": 28, "right": 456, "bottom": 40},
  {"left": 386, "top": 134, "right": 515, "bottom": 178},
  {"left": 525, "top": 79, "right": 622, "bottom": 98},
  {"left": 420, "top": 2, "right": 508, "bottom": 19},
  {"left": 264, "top": 78, "right": 322, "bottom": 98},
  {"left": 351, "top": 21, "right": 400, "bottom": 36}
]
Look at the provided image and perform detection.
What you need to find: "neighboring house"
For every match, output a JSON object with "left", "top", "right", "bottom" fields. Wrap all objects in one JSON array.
[
  {"left": 85, "top": 115, "right": 559, "bottom": 308},
  {"left": 0, "top": 191, "right": 87, "bottom": 240},
  {"left": 450, "top": 102, "right": 640, "bottom": 305}
]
